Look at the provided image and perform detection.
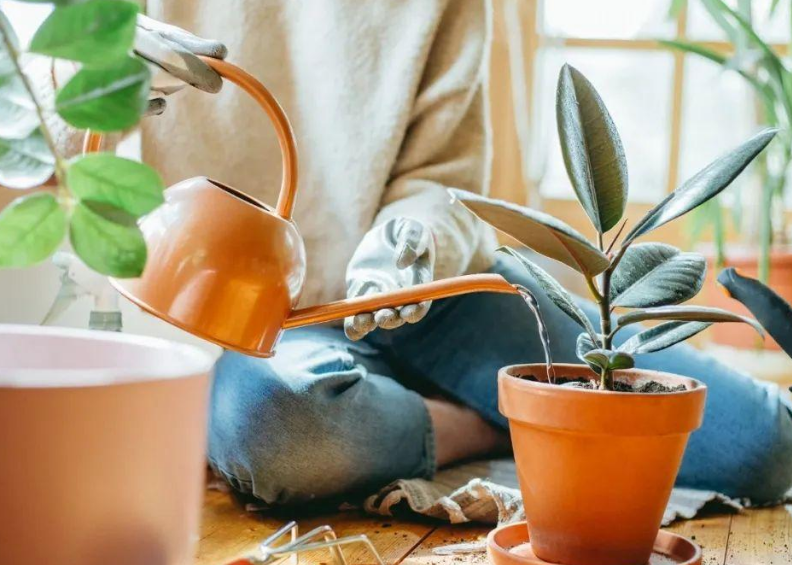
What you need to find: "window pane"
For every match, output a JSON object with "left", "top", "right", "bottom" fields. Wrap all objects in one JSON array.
[
  {"left": 541, "top": 0, "right": 676, "bottom": 39},
  {"left": 535, "top": 48, "right": 674, "bottom": 204},
  {"left": 678, "top": 55, "right": 757, "bottom": 200},
  {"left": 687, "top": 0, "right": 790, "bottom": 43}
]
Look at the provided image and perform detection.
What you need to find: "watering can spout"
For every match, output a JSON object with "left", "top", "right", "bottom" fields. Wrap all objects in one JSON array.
[
  {"left": 283, "top": 274, "right": 520, "bottom": 329},
  {"left": 91, "top": 58, "right": 520, "bottom": 358}
]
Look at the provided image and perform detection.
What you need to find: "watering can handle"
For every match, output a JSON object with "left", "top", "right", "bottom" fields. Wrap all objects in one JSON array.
[{"left": 83, "top": 57, "right": 299, "bottom": 220}]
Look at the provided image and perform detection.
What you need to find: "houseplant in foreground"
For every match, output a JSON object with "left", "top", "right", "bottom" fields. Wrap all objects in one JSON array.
[{"left": 451, "top": 64, "right": 771, "bottom": 565}]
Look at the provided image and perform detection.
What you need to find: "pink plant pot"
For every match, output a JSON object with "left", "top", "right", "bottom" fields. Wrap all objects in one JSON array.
[{"left": 0, "top": 325, "right": 215, "bottom": 565}]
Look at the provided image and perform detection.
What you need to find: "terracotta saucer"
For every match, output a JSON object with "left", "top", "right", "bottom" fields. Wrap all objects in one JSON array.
[{"left": 487, "top": 522, "right": 702, "bottom": 565}]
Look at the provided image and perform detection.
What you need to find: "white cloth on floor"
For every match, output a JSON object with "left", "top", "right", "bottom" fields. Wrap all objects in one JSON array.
[{"left": 363, "top": 458, "right": 772, "bottom": 530}]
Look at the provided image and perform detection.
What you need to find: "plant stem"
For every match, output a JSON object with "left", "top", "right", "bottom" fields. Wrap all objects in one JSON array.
[
  {"left": 0, "top": 18, "right": 68, "bottom": 189},
  {"left": 598, "top": 267, "right": 614, "bottom": 390}
]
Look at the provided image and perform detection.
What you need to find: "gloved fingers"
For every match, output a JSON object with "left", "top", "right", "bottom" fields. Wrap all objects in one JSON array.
[
  {"left": 135, "top": 28, "right": 223, "bottom": 93},
  {"left": 145, "top": 97, "right": 167, "bottom": 116},
  {"left": 374, "top": 308, "right": 406, "bottom": 330},
  {"left": 137, "top": 14, "right": 228, "bottom": 59},
  {"left": 400, "top": 301, "right": 431, "bottom": 324},
  {"left": 394, "top": 218, "right": 432, "bottom": 269},
  {"left": 344, "top": 312, "right": 376, "bottom": 341}
]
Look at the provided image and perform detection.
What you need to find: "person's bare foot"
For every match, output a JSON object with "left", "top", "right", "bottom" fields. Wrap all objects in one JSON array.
[{"left": 424, "top": 396, "right": 511, "bottom": 468}]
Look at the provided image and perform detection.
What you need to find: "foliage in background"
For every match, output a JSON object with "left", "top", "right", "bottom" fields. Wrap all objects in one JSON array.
[
  {"left": 452, "top": 64, "right": 768, "bottom": 390},
  {"left": 663, "top": 0, "right": 791, "bottom": 281},
  {"left": 0, "top": 0, "right": 164, "bottom": 277}
]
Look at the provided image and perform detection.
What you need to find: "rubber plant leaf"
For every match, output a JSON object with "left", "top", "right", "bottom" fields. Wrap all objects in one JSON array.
[
  {"left": 450, "top": 189, "right": 609, "bottom": 277},
  {"left": 68, "top": 153, "right": 164, "bottom": 217},
  {"left": 618, "top": 321, "right": 712, "bottom": 355},
  {"left": 0, "top": 129, "right": 55, "bottom": 189},
  {"left": 623, "top": 128, "right": 776, "bottom": 244},
  {"left": 576, "top": 332, "right": 608, "bottom": 372},
  {"left": 29, "top": 0, "right": 139, "bottom": 67},
  {"left": 0, "top": 193, "right": 66, "bottom": 267},
  {"left": 56, "top": 56, "right": 151, "bottom": 131},
  {"left": 610, "top": 243, "right": 706, "bottom": 308},
  {"left": 717, "top": 268, "right": 792, "bottom": 358},
  {"left": 69, "top": 200, "right": 147, "bottom": 277},
  {"left": 615, "top": 305, "right": 764, "bottom": 336},
  {"left": 556, "top": 64, "right": 627, "bottom": 233},
  {"left": 498, "top": 246, "right": 599, "bottom": 342},
  {"left": 583, "top": 349, "right": 635, "bottom": 372}
]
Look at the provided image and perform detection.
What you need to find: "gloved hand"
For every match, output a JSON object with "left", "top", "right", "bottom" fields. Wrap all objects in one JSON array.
[
  {"left": 134, "top": 15, "right": 228, "bottom": 115},
  {"left": 344, "top": 218, "right": 436, "bottom": 341}
]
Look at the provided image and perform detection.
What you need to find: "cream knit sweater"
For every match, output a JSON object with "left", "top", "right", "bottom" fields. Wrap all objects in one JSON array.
[{"left": 47, "top": 0, "right": 498, "bottom": 308}]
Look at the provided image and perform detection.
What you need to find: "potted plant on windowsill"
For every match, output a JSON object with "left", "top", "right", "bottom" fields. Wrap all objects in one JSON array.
[
  {"left": 663, "top": 0, "right": 792, "bottom": 353},
  {"left": 451, "top": 64, "right": 771, "bottom": 565},
  {"left": 0, "top": 3, "right": 214, "bottom": 565}
]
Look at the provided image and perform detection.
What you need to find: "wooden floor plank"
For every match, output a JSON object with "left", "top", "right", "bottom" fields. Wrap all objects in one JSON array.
[
  {"left": 196, "top": 490, "right": 435, "bottom": 565},
  {"left": 667, "top": 514, "right": 732, "bottom": 565},
  {"left": 724, "top": 505, "right": 792, "bottom": 565},
  {"left": 401, "top": 524, "right": 491, "bottom": 565}
]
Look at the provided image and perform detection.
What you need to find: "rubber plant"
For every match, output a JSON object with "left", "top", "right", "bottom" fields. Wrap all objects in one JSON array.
[
  {"left": 451, "top": 64, "right": 771, "bottom": 390},
  {"left": 0, "top": 0, "right": 163, "bottom": 277},
  {"left": 663, "top": 0, "right": 790, "bottom": 282}
]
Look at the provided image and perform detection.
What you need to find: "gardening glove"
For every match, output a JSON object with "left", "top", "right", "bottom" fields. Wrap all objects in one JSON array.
[
  {"left": 134, "top": 14, "right": 227, "bottom": 115},
  {"left": 344, "top": 218, "right": 436, "bottom": 341}
]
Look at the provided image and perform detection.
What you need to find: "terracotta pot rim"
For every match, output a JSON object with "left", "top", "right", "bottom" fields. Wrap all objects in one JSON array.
[{"left": 498, "top": 363, "right": 707, "bottom": 436}]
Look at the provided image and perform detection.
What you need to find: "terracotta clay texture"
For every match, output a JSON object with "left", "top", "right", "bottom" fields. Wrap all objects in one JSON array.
[{"left": 499, "top": 364, "right": 707, "bottom": 565}]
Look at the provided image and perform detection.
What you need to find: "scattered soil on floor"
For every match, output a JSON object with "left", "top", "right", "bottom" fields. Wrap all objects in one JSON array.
[{"left": 522, "top": 375, "right": 686, "bottom": 394}]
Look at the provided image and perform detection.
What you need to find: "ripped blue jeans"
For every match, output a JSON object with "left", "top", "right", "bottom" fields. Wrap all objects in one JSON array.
[{"left": 208, "top": 257, "right": 792, "bottom": 505}]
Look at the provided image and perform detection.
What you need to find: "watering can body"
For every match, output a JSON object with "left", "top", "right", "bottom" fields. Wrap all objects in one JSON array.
[{"left": 98, "top": 58, "right": 519, "bottom": 357}]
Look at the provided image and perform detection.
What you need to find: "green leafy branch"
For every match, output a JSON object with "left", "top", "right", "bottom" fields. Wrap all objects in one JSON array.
[
  {"left": 452, "top": 64, "right": 771, "bottom": 391},
  {"left": 0, "top": 0, "right": 164, "bottom": 277}
]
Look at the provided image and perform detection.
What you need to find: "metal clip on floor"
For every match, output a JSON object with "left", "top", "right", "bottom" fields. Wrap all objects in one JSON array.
[{"left": 226, "top": 520, "right": 386, "bottom": 565}]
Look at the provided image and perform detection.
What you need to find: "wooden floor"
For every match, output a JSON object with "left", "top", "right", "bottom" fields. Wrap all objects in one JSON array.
[{"left": 197, "top": 489, "right": 792, "bottom": 565}]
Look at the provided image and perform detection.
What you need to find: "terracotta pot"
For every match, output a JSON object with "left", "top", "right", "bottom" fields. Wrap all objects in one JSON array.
[
  {"left": 0, "top": 325, "right": 215, "bottom": 565},
  {"left": 702, "top": 245, "right": 792, "bottom": 351},
  {"left": 499, "top": 364, "right": 707, "bottom": 565}
]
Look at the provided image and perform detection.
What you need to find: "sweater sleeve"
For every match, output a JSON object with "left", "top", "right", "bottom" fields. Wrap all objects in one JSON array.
[{"left": 373, "top": 0, "right": 492, "bottom": 281}]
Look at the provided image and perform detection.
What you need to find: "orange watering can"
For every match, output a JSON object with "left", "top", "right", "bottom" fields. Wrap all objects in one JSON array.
[{"left": 86, "top": 58, "right": 519, "bottom": 357}]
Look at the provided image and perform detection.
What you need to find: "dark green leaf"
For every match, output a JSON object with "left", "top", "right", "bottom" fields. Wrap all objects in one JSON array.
[
  {"left": 624, "top": 128, "right": 776, "bottom": 243},
  {"left": 615, "top": 305, "right": 764, "bottom": 336},
  {"left": 0, "top": 193, "right": 66, "bottom": 267},
  {"left": 450, "top": 189, "right": 609, "bottom": 276},
  {"left": 576, "top": 331, "right": 608, "bottom": 371},
  {"left": 717, "top": 268, "right": 792, "bottom": 357},
  {"left": 69, "top": 200, "right": 146, "bottom": 277},
  {"left": 30, "top": 0, "right": 139, "bottom": 66},
  {"left": 68, "top": 153, "right": 164, "bottom": 217},
  {"left": 499, "top": 246, "right": 599, "bottom": 341},
  {"left": 610, "top": 243, "right": 706, "bottom": 308},
  {"left": 556, "top": 64, "right": 627, "bottom": 233},
  {"left": 56, "top": 56, "right": 150, "bottom": 131},
  {"left": 618, "top": 321, "right": 712, "bottom": 355},
  {"left": 0, "top": 129, "right": 55, "bottom": 189},
  {"left": 583, "top": 349, "right": 635, "bottom": 372}
]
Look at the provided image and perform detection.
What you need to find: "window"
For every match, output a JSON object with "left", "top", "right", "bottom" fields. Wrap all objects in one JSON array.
[{"left": 508, "top": 0, "right": 789, "bottom": 207}]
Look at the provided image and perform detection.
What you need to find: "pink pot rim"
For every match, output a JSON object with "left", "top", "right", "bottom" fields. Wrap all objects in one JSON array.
[{"left": 498, "top": 364, "right": 707, "bottom": 436}]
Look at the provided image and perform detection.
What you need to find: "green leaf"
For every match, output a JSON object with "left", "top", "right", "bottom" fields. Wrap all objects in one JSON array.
[
  {"left": 56, "top": 56, "right": 150, "bottom": 131},
  {"left": 450, "top": 189, "right": 609, "bottom": 276},
  {"left": 69, "top": 200, "right": 146, "bottom": 277},
  {"left": 30, "top": 0, "right": 139, "bottom": 66},
  {"left": 624, "top": 128, "right": 776, "bottom": 243},
  {"left": 499, "top": 246, "right": 599, "bottom": 341},
  {"left": 610, "top": 243, "right": 706, "bottom": 308},
  {"left": 556, "top": 64, "right": 627, "bottom": 233},
  {"left": 615, "top": 305, "right": 764, "bottom": 336},
  {"left": 0, "top": 129, "right": 55, "bottom": 189},
  {"left": 583, "top": 349, "right": 635, "bottom": 372},
  {"left": 576, "top": 331, "right": 607, "bottom": 371},
  {"left": 0, "top": 193, "right": 66, "bottom": 267},
  {"left": 619, "top": 321, "right": 712, "bottom": 355},
  {"left": 659, "top": 39, "right": 727, "bottom": 66},
  {"left": 68, "top": 153, "right": 164, "bottom": 217}
]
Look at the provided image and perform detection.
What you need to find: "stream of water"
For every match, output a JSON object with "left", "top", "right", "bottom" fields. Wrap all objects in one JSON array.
[{"left": 515, "top": 285, "right": 556, "bottom": 383}]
